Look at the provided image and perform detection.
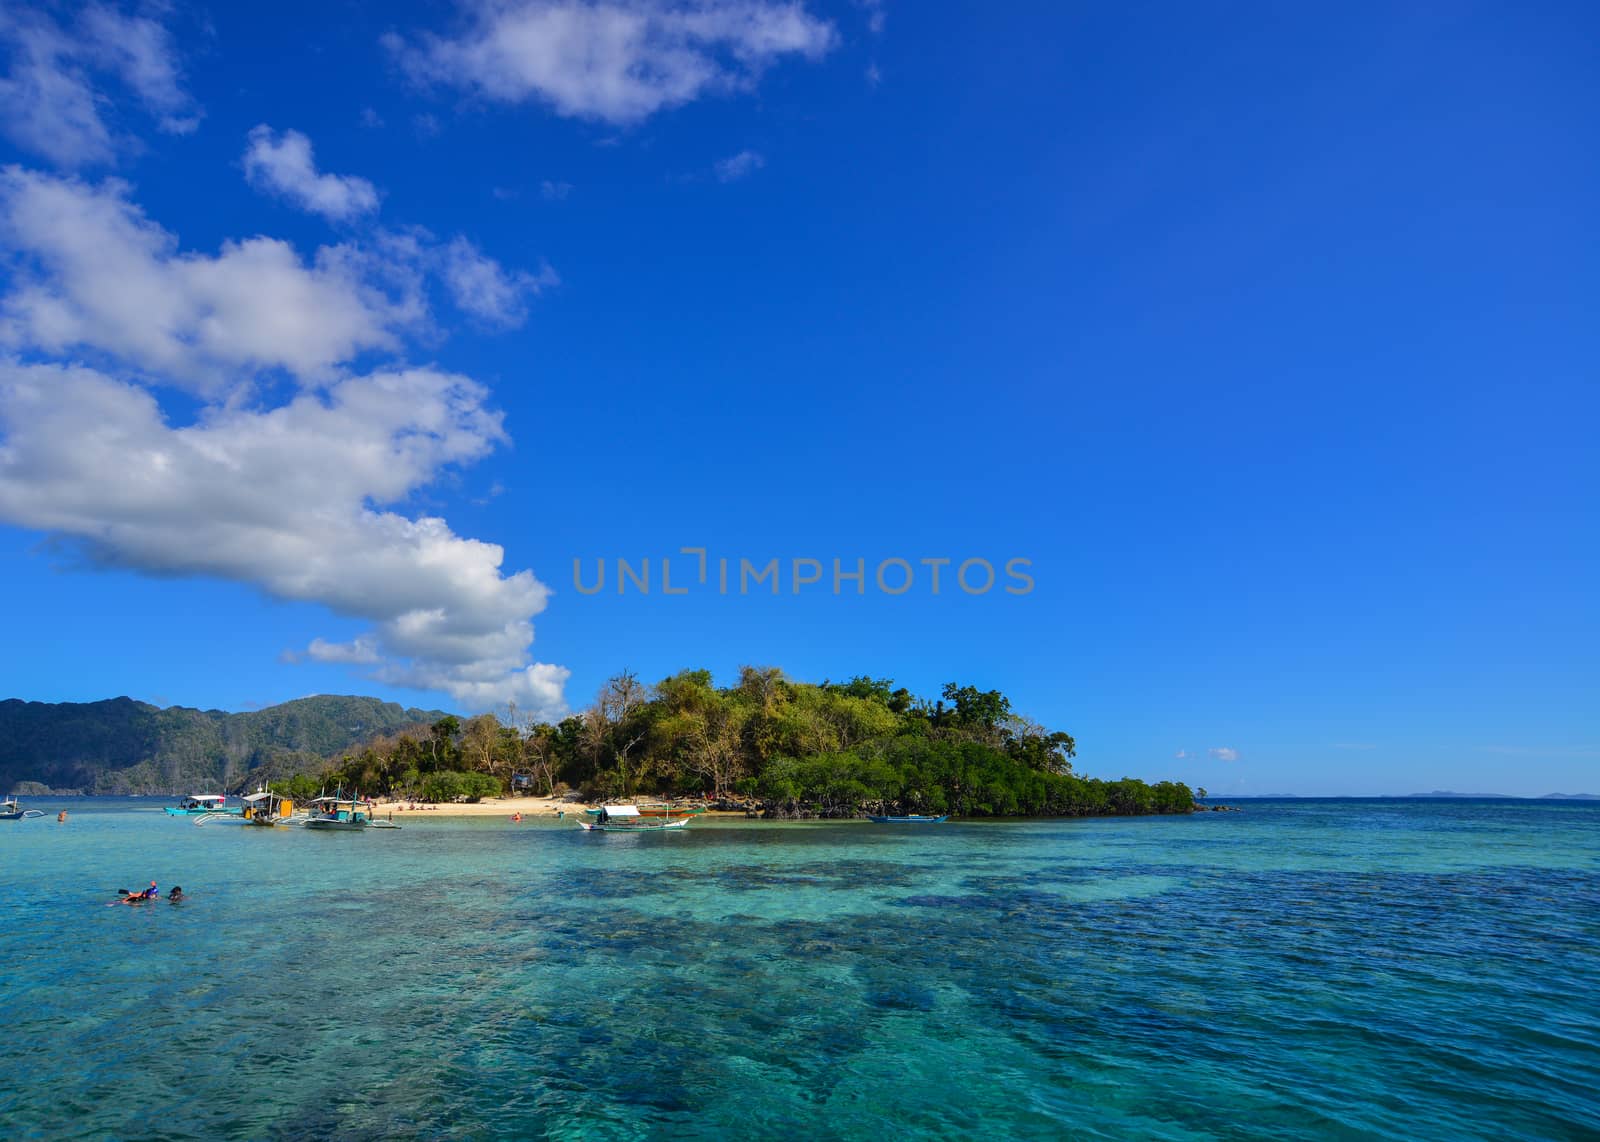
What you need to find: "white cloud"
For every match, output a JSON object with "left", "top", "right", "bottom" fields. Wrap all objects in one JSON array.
[
  {"left": 79, "top": 4, "right": 199, "bottom": 135},
  {"left": 0, "top": 359, "right": 568, "bottom": 717},
  {"left": 0, "top": 5, "right": 197, "bottom": 167},
  {"left": 359, "top": 107, "right": 385, "bottom": 128},
  {"left": 1174, "top": 749, "right": 1188, "bottom": 760},
  {"left": 388, "top": 0, "right": 836, "bottom": 125},
  {"left": 440, "top": 236, "right": 557, "bottom": 328},
  {"left": 0, "top": 167, "right": 566, "bottom": 714},
  {"left": 0, "top": 169, "right": 553, "bottom": 391},
  {"left": 243, "top": 126, "right": 382, "bottom": 221},
  {"left": 0, "top": 166, "right": 420, "bottom": 391},
  {"left": 540, "top": 179, "right": 572, "bottom": 200},
  {"left": 1209, "top": 747, "right": 1240, "bottom": 762},
  {"left": 0, "top": 14, "right": 113, "bottom": 166},
  {"left": 714, "top": 149, "right": 764, "bottom": 182},
  {"left": 304, "top": 636, "right": 382, "bottom": 665}
]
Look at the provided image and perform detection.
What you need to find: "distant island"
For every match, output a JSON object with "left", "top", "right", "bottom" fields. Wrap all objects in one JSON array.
[
  {"left": 0, "top": 694, "right": 448, "bottom": 795},
  {"left": 2, "top": 670, "right": 1198, "bottom": 819},
  {"left": 1405, "top": 791, "right": 1600, "bottom": 800},
  {"left": 1229, "top": 791, "right": 1600, "bottom": 801}
]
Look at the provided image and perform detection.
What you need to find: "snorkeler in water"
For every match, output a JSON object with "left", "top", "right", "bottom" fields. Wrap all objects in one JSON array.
[
  {"left": 115, "top": 881, "right": 160, "bottom": 904},
  {"left": 167, "top": 886, "right": 185, "bottom": 902}
]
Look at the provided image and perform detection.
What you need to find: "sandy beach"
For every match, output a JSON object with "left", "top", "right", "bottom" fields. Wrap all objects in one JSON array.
[
  {"left": 368, "top": 796, "right": 740, "bottom": 821},
  {"left": 370, "top": 794, "right": 580, "bottom": 819}
]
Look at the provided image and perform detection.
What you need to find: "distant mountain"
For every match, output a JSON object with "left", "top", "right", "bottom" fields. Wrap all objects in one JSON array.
[
  {"left": 0, "top": 695, "right": 450, "bottom": 795},
  {"left": 1403, "top": 791, "right": 1514, "bottom": 798},
  {"left": 1540, "top": 793, "right": 1600, "bottom": 800}
]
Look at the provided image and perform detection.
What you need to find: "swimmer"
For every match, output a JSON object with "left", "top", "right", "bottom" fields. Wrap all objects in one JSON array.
[
  {"left": 116, "top": 883, "right": 157, "bottom": 905},
  {"left": 168, "top": 886, "right": 185, "bottom": 902}
]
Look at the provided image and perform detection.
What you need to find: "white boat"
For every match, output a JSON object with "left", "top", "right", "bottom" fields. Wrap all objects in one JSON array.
[
  {"left": 0, "top": 798, "right": 44, "bottom": 820},
  {"left": 576, "top": 804, "right": 692, "bottom": 832},
  {"left": 302, "top": 793, "right": 375, "bottom": 831},
  {"left": 165, "top": 794, "right": 238, "bottom": 817}
]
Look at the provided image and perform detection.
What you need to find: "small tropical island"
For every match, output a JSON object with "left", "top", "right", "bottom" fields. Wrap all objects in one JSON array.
[
  {"left": 266, "top": 668, "right": 1199, "bottom": 819},
  {"left": 2, "top": 669, "right": 1201, "bottom": 819}
]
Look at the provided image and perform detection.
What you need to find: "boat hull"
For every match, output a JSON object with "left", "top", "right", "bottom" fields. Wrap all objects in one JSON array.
[
  {"left": 577, "top": 817, "right": 692, "bottom": 832},
  {"left": 866, "top": 815, "right": 949, "bottom": 823}
]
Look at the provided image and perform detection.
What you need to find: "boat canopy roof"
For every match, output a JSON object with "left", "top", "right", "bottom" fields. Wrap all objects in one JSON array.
[
  {"left": 187, "top": 794, "right": 227, "bottom": 803},
  {"left": 307, "top": 795, "right": 372, "bottom": 807},
  {"left": 242, "top": 791, "right": 276, "bottom": 803},
  {"left": 601, "top": 804, "right": 641, "bottom": 817}
]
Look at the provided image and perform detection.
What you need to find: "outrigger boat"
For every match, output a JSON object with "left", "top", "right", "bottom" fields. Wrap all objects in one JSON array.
[
  {"left": 240, "top": 790, "right": 298, "bottom": 827},
  {"left": 583, "top": 802, "right": 706, "bottom": 819},
  {"left": 0, "top": 797, "right": 45, "bottom": 820},
  {"left": 866, "top": 814, "right": 949, "bottom": 823},
  {"left": 577, "top": 805, "right": 692, "bottom": 832},
  {"left": 165, "top": 794, "right": 240, "bottom": 817},
  {"left": 303, "top": 793, "right": 374, "bottom": 831}
]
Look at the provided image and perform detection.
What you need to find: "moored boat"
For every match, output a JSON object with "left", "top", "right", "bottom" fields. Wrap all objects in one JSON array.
[
  {"left": 165, "top": 794, "right": 240, "bottom": 817},
  {"left": 0, "top": 797, "right": 45, "bottom": 820},
  {"left": 303, "top": 793, "right": 374, "bottom": 830},
  {"left": 577, "top": 804, "right": 692, "bottom": 832},
  {"left": 585, "top": 803, "right": 706, "bottom": 819},
  {"left": 866, "top": 814, "right": 949, "bottom": 823},
  {"left": 240, "top": 789, "right": 298, "bottom": 826}
]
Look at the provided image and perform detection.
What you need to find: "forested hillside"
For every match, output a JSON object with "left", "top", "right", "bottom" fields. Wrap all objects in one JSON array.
[{"left": 0, "top": 695, "right": 448, "bottom": 794}]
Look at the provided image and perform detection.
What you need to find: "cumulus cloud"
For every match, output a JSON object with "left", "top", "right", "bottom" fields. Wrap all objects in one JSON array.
[
  {"left": 0, "top": 5, "right": 198, "bottom": 167},
  {"left": 0, "top": 359, "right": 569, "bottom": 716},
  {"left": 387, "top": 0, "right": 836, "bottom": 124},
  {"left": 0, "top": 167, "right": 566, "bottom": 714},
  {"left": 714, "top": 149, "right": 764, "bottom": 182},
  {"left": 243, "top": 126, "right": 382, "bottom": 221},
  {"left": 0, "top": 166, "right": 420, "bottom": 390},
  {"left": 1209, "top": 747, "right": 1240, "bottom": 762},
  {"left": 0, "top": 168, "right": 552, "bottom": 393}
]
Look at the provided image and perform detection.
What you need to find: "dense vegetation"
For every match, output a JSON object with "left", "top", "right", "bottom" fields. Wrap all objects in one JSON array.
[
  {"left": 299, "top": 669, "right": 1197, "bottom": 819},
  {"left": 0, "top": 695, "right": 448, "bottom": 794}
]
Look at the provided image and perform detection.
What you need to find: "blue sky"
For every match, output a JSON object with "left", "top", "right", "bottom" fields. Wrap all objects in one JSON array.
[{"left": 0, "top": 1, "right": 1595, "bottom": 795}]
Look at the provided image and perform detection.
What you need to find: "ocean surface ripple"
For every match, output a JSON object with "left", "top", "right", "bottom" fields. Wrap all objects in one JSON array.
[{"left": 2, "top": 798, "right": 1597, "bottom": 1139}]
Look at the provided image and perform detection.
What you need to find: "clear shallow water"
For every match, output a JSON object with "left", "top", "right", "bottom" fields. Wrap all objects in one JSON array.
[{"left": 2, "top": 799, "right": 1597, "bottom": 1140}]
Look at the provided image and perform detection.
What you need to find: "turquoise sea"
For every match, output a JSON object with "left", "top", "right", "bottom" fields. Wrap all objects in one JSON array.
[{"left": 2, "top": 798, "right": 1597, "bottom": 1140}]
